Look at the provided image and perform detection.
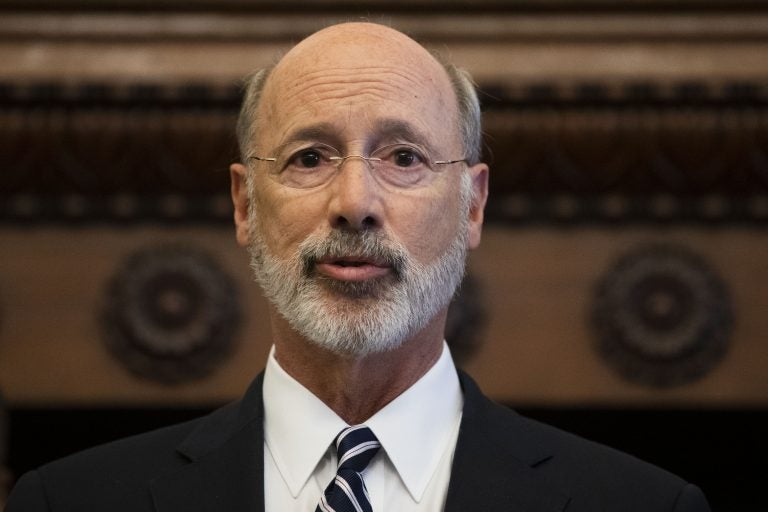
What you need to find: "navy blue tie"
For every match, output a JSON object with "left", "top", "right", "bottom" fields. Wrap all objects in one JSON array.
[{"left": 316, "top": 425, "right": 381, "bottom": 512}]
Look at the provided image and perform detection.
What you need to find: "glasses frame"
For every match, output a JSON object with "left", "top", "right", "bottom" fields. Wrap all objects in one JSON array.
[
  {"left": 247, "top": 144, "right": 465, "bottom": 166},
  {"left": 246, "top": 142, "right": 467, "bottom": 189}
]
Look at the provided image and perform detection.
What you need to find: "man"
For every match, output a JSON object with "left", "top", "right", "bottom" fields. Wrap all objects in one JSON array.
[{"left": 7, "top": 22, "right": 710, "bottom": 511}]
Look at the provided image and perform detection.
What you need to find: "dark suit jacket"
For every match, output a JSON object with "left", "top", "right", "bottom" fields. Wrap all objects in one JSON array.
[{"left": 6, "top": 370, "right": 710, "bottom": 511}]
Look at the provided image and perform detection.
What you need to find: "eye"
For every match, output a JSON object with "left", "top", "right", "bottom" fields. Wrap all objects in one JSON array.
[
  {"left": 393, "top": 149, "right": 417, "bottom": 167},
  {"left": 376, "top": 144, "right": 427, "bottom": 169},
  {"left": 294, "top": 149, "right": 322, "bottom": 168}
]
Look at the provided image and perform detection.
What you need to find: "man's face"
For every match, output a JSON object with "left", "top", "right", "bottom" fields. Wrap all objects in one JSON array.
[{"left": 232, "top": 23, "right": 487, "bottom": 355}]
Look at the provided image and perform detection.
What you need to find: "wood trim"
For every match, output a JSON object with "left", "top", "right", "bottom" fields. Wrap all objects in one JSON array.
[{"left": 4, "top": 12, "right": 768, "bottom": 43}]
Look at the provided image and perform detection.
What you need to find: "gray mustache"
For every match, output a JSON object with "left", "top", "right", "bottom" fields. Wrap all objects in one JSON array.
[{"left": 300, "top": 230, "right": 407, "bottom": 278}]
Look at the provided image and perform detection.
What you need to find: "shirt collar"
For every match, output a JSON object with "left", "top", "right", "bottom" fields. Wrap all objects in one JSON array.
[
  {"left": 262, "top": 342, "right": 463, "bottom": 501},
  {"left": 263, "top": 346, "right": 347, "bottom": 497},
  {"left": 366, "top": 342, "right": 463, "bottom": 501}
]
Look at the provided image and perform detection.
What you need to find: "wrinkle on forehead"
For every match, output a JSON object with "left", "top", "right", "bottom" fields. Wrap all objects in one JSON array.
[
  {"left": 257, "top": 23, "right": 457, "bottom": 148},
  {"left": 270, "top": 74, "right": 445, "bottom": 134},
  {"left": 274, "top": 117, "right": 439, "bottom": 158},
  {"left": 280, "top": 66, "right": 437, "bottom": 107}
]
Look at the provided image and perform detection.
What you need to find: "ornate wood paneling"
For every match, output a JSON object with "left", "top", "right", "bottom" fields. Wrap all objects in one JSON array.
[
  {"left": 1, "top": 225, "right": 766, "bottom": 406},
  {"left": 1, "top": 79, "right": 767, "bottom": 404},
  {"left": 3, "top": 81, "right": 768, "bottom": 223},
  {"left": 0, "top": 228, "right": 267, "bottom": 405},
  {"left": 463, "top": 227, "right": 768, "bottom": 406},
  {"left": 1, "top": 2, "right": 767, "bottom": 406}
]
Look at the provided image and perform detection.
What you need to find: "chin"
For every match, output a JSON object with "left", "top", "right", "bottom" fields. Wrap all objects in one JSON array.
[{"left": 286, "top": 304, "right": 416, "bottom": 357}]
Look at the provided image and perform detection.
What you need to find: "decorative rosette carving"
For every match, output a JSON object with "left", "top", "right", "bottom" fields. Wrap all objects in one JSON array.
[
  {"left": 592, "top": 244, "right": 732, "bottom": 387},
  {"left": 102, "top": 245, "right": 240, "bottom": 384}
]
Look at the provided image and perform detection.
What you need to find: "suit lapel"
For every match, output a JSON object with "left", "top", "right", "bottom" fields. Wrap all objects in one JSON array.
[
  {"left": 150, "top": 374, "right": 266, "bottom": 512},
  {"left": 444, "top": 372, "right": 570, "bottom": 512},
  {"left": 148, "top": 369, "right": 571, "bottom": 511}
]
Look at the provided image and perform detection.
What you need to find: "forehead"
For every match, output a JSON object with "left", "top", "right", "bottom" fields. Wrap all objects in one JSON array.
[{"left": 257, "top": 24, "right": 459, "bottom": 150}]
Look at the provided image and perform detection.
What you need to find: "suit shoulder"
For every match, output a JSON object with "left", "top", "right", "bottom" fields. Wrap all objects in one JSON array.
[
  {"left": 6, "top": 418, "right": 200, "bottom": 512},
  {"left": 461, "top": 372, "right": 684, "bottom": 484},
  {"left": 13, "top": 401, "right": 243, "bottom": 511},
  {"left": 458, "top": 372, "right": 709, "bottom": 510},
  {"left": 38, "top": 415, "right": 201, "bottom": 486},
  {"left": 511, "top": 414, "right": 708, "bottom": 510},
  {"left": 515, "top": 412, "right": 683, "bottom": 480}
]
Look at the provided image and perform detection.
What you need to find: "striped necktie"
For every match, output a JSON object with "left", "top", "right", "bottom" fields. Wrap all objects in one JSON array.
[{"left": 316, "top": 425, "right": 381, "bottom": 512}]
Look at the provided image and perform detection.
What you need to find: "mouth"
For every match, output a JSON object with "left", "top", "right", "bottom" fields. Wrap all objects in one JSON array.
[{"left": 314, "top": 256, "right": 392, "bottom": 281}]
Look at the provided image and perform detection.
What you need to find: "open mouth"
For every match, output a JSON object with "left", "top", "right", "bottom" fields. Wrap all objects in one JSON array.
[
  {"left": 324, "top": 255, "right": 385, "bottom": 267},
  {"left": 333, "top": 260, "right": 368, "bottom": 267}
]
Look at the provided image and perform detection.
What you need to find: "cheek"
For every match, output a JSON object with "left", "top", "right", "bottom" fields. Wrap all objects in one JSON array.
[
  {"left": 252, "top": 186, "right": 321, "bottom": 254},
  {"left": 392, "top": 190, "right": 463, "bottom": 261}
]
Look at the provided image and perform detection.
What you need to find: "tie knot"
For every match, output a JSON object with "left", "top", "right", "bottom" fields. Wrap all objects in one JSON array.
[{"left": 335, "top": 425, "right": 381, "bottom": 473}]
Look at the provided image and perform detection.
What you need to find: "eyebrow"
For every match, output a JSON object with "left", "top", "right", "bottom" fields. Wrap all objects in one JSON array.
[
  {"left": 278, "top": 123, "right": 341, "bottom": 148},
  {"left": 372, "top": 118, "right": 437, "bottom": 154},
  {"left": 276, "top": 118, "right": 439, "bottom": 154}
]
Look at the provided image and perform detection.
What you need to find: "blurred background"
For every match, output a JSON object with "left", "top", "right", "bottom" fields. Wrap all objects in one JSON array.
[{"left": 1, "top": 0, "right": 767, "bottom": 509}]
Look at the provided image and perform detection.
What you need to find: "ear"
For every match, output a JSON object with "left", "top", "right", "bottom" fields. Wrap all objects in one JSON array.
[
  {"left": 466, "top": 162, "right": 489, "bottom": 249},
  {"left": 230, "top": 162, "right": 251, "bottom": 247}
]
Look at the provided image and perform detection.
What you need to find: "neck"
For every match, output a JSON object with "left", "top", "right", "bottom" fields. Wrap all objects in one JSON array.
[{"left": 270, "top": 310, "right": 447, "bottom": 425}]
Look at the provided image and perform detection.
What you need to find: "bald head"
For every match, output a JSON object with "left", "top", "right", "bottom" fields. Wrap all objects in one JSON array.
[
  {"left": 236, "top": 22, "right": 482, "bottom": 166},
  {"left": 275, "top": 22, "right": 443, "bottom": 77}
]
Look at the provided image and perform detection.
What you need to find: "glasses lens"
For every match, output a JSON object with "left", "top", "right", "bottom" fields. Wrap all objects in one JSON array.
[
  {"left": 256, "top": 142, "right": 451, "bottom": 189},
  {"left": 276, "top": 144, "right": 340, "bottom": 188},
  {"left": 370, "top": 143, "right": 434, "bottom": 188}
]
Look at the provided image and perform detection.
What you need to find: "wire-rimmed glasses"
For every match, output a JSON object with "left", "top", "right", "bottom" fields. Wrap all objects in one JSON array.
[{"left": 247, "top": 142, "right": 466, "bottom": 189}]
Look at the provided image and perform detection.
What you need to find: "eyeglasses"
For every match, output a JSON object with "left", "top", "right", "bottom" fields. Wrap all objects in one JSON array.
[{"left": 247, "top": 142, "right": 466, "bottom": 190}]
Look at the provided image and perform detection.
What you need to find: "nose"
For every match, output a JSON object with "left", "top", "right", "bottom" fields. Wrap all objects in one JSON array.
[{"left": 327, "top": 156, "right": 382, "bottom": 231}]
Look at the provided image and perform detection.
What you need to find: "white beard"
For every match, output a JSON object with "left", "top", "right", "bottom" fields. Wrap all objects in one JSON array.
[{"left": 246, "top": 177, "right": 472, "bottom": 356}]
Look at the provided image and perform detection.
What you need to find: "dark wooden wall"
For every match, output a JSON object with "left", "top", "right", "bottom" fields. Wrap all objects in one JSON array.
[{"left": 1, "top": 1, "right": 767, "bottom": 509}]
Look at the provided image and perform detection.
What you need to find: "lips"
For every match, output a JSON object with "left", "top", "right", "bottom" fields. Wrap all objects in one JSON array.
[{"left": 315, "top": 256, "right": 391, "bottom": 281}]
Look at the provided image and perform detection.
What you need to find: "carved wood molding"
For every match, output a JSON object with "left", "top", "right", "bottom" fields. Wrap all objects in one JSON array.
[
  {"left": 4, "top": 11, "right": 768, "bottom": 43},
  {"left": 1, "top": 0, "right": 767, "bottom": 10},
  {"left": 3, "top": 80, "right": 768, "bottom": 225}
]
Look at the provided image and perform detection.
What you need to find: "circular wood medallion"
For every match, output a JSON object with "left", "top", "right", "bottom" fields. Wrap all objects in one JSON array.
[
  {"left": 592, "top": 244, "right": 732, "bottom": 387},
  {"left": 102, "top": 245, "right": 240, "bottom": 384}
]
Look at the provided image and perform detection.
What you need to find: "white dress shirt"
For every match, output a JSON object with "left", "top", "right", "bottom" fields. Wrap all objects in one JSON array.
[{"left": 263, "top": 342, "right": 464, "bottom": 511}]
